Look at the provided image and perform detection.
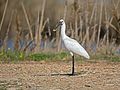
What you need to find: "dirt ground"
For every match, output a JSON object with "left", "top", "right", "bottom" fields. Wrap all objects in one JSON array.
[{"left": 0, "top": 60, "right": 120, "bottom": 90}]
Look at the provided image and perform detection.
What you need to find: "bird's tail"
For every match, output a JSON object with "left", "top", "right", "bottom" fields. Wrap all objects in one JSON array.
[
  {"left": 85, "top": 53, "right": 90, "bottom": 59},
  {"left": 82, "top": 50, "right": 90, "bottom": 59}
]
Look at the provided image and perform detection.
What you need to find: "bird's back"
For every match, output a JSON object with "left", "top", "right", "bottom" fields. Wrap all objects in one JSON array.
[{"left": 63, "top": 36, "right": 90, "bottom": 59}]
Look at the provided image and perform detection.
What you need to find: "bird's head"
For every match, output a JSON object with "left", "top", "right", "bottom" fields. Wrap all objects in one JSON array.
[{"left": 53, "top": 19, "right": 65, "bottom": 31}]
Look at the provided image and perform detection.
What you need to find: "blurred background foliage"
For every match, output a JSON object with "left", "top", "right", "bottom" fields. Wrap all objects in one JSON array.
[{"left": 0, "top": 0, "right": 120, "bottom": 61}]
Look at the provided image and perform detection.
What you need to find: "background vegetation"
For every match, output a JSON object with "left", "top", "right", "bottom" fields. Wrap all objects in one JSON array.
[{"left": 0, "top": 0, "right": 120, "bottom": 61}]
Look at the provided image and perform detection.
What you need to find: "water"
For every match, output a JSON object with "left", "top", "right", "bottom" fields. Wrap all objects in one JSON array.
[{"left": 0, "top": 39, "right": 120, "bottom": 55}]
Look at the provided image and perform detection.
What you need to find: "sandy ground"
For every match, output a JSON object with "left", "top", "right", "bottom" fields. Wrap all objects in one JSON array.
[{"left": 0, "top": 60, "right": 120, "bottom": 90}]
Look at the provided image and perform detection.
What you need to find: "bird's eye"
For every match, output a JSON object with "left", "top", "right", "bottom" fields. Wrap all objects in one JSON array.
[{"left": 60, "top": 22, "right": 63, "bottom": 25}]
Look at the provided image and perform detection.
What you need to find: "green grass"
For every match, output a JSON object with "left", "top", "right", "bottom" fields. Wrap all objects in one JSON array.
[
  {"left": 28, "top": 52, "right": 69, "bottom": 61},
  {"left": 0, "top": 50, "right": 120, "bottom": 62},
  {"left": 28, "top": 53, "right": 120, "bottom": 62},
  {"left": 91, "top": 54, "right": 120, "bottom": 62},
  {"left": 0, "top": 50, "right": 25, "bottom": 62}
]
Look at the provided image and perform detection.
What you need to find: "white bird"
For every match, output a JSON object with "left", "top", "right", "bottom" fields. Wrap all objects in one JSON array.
[{"left": 55, "top": 19, "right": 90, "bottom": 75}]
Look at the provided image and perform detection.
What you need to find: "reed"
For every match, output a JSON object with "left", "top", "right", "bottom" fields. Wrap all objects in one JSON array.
[
  {"left": 3, "top": 10, "right": 14, "bottom": 49},
  {"left": 0, "top": 0, "right": 8, "bottom": 32},
  {"left": 21, "top": 2, "right": 33, "bottom": 40},
  {"left": 0, "top": 0, "right": 119, "bottom": 56},
  {"left": 35, "top": 0, "right": 46, "bottom": 53}
]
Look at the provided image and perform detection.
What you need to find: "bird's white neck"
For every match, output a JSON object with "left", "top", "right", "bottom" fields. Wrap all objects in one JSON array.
[{"left": 60, "top": 23, "right": 67, "bottom": 39}]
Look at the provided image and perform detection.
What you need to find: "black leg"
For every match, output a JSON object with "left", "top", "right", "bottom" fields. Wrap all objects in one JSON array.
[{"left": 72, "top": 55, "right": 74, "bottom": 75}]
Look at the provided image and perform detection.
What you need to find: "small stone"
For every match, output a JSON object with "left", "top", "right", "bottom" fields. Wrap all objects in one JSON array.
[{"left": 85, "top": 84, "right": 91, "bottom": 87}]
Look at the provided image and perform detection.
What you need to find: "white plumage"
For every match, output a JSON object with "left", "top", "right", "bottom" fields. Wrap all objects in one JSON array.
[
  {"left": 63, "top": 37, "right": 90, "bottom": 59},
  {"left": 55, "top": 19, "right": 90, "bottom": 75},
  {"left": 59, "top": 19, "right": 90, "bottom": 59}
]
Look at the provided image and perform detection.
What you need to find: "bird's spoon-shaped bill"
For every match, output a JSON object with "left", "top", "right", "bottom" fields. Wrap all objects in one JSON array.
[{"left": 53, "top": 21, "right": 62, "bottom": 32}]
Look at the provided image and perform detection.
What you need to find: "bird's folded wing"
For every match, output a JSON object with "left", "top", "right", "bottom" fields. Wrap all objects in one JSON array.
[{"left": 63, "top": 38, "right": 90, "bottom": 59}]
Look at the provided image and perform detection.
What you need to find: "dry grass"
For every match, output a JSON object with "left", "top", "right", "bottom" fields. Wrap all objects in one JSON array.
[{"left": 0, "top": 0, "right": 119, "bottom": 56}]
